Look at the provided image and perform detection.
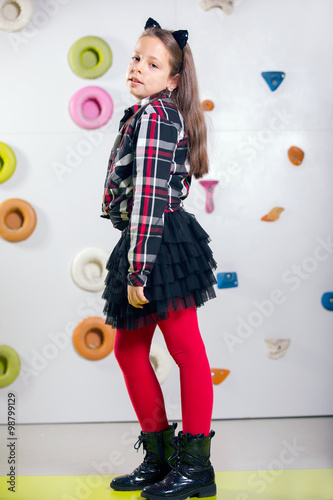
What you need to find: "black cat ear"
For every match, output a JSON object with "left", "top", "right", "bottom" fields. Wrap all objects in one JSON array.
[
  {"left": 144, "top": 17, "right": 162, "bottom": 30},
  {"left": 172, "top": 30, "right": 189, "bottom": 51}
]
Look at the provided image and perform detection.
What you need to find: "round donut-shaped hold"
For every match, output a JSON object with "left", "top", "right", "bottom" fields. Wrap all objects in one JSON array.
[
  {"left": 0, "top": 198, "right": 37, "bottom": 242},
  {"left": 0, "top": 345, "right": 21, "bottom": 388},
  {"left": 71, "top": 247, "right": 109, "bottom": 292},
  {"left": 321, "top": 292, "right": 333, "bottom": 311},
  {"left": 68, "top": 36, "right": 112, "bottom": 79},
  {"left": 201, "top": 100, "right": 214, "bottom": 111},
  {"left": 0, "top": 0, "right": 34, "bottom": 32},
  {"left": 69, "top": 86, "right": 114, "bottom": 129},
  {"left": 0, "top": 142, "right": 16, "bottom": 183},
  {"left": 149, "top": 343, "right": 172, "bottom": 385},
  {"left": 73, "top": 316, "right": 115, "bottom": 360}
]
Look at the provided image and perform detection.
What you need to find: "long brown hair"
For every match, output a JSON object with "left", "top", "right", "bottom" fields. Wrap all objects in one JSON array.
[{"left": 130, "top": 28, "right": 209, "bottom": 179}]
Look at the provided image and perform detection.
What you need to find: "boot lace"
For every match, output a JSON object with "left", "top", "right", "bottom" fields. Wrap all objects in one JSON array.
[
  {"left": 167, "top": 435, "right": 181, "bottom": 469},
  {"left": 134, "top": 434, "right": 145, "bottom": 452},
  {"left": 133, "top": 433, "right": 156, "bottom": 467}
]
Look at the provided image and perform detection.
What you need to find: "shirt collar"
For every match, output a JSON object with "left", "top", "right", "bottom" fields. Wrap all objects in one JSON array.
[{"left": 119, "top": 89, "right": 170, "bottom": 130}]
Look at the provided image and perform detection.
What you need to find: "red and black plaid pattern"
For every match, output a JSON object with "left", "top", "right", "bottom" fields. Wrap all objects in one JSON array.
[{"left": 102, "top": 91, "right": 191, "bottom": 287}]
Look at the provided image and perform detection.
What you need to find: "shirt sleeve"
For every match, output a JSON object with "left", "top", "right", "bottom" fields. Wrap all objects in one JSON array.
[{"left": 127, "top": 112, "right": 178, "bottom": 287}]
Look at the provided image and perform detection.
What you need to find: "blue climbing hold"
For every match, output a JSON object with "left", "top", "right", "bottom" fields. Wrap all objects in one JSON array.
[
  {"left": 321, "top": 292, "right": 333, "bottom": 311},
  {"left": 217, "top": 272, "right": 238, "bottom": 289},
  {"left": 261, "top": 71, "right": 286, "bottom": 91}
]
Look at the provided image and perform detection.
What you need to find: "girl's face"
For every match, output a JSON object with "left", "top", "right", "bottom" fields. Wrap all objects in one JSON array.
[{"left": 126, "top": 36, "right": 178, "bottom": 102}]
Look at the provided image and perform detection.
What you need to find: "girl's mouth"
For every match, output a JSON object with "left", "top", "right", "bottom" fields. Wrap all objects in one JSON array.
[{"left": 129, "top": 78, "right": 143, "bottom": 85}]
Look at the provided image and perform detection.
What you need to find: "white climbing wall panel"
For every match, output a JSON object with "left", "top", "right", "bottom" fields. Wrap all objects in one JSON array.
[{"left": 0, "top": 0, "right": 332, "bottom": 423}]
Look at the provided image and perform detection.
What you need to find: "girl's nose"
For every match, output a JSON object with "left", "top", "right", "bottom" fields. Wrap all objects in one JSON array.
[{"left": 135, "top": 62, "right": 142, "bottom": 73}]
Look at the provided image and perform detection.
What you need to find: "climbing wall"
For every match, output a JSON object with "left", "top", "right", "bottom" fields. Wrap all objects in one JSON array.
[{"left": 0, "top": 0, "right": 332, "bottom": 423}]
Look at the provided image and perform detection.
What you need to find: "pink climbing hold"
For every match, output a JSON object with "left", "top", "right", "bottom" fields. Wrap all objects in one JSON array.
[{"left": 199, "top": 180, "right": 219, "bottom": 213}]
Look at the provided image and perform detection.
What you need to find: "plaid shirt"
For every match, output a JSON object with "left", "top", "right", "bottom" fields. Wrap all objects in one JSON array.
[{"left": 102, "top": 90, "right": 191, "bottom": 287}]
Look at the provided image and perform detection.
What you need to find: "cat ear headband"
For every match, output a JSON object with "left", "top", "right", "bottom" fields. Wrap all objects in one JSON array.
[{"left": 144, "top": 17, "right": 189, "bottom": 52}]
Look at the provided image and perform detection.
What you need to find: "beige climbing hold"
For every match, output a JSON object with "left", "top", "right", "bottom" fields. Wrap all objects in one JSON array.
[
  {"left": 200, "top": 0, "right": 234, "bottom": 14},
  {"left": 265, "top": 339, "right": 291, "bottom": 360}
]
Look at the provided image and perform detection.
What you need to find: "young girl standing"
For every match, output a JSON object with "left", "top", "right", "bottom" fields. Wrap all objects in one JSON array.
[{"left": 101, "top": 18, "right": 217, "bottom": 500}]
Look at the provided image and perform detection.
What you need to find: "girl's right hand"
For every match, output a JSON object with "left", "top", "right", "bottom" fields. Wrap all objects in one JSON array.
[{"left": 127, "top": 285, "right": 150, "bottom": 308}]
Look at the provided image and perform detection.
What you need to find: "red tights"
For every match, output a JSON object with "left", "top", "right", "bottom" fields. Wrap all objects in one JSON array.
[{"left": 114, "top": 306, "right": 213, "bottom": 436}]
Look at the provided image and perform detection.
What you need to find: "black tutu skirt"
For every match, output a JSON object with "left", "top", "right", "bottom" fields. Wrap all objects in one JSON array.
[{"left": 102, "top": 208, "right": 217, "bottom": 330}]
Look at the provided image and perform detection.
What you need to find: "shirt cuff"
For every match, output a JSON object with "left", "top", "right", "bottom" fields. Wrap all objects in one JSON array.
[{"left": 127, "top": 273, "right": 148, "bottom": 287}]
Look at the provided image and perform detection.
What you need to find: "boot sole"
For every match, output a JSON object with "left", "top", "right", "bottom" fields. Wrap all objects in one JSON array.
[
  {"left": 111, "top": 483, "right": 145, "bottom": 491},
  {"left": 111, "top": 478, "right": 169, "bottom": 491},
  {"left": 141, "top": 482, "right": 217, "bottom": 500}
]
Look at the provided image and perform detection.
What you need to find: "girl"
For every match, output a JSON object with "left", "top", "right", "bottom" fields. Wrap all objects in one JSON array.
[{"left": 101, "top": 17, "right": 217, "bottom": 500}]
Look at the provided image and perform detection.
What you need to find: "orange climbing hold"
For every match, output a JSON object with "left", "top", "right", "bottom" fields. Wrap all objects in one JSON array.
[
  {"left": 261, "top": 207, "right": 284, "bottom": 222},
  {"left": 73, "top": 316, "right": 115, "bottom": 360},
  {"left": 211, "top": 368, "right": 230, "bottom": 385},
  {"left": 201, "top": 100, "right": 214, "bottom": 111},
  {"left": 288, "top": 146, "right": 304, "bottom": 166},
  {"left": 0, "top": 198, "right": 37, "bottom": 242}
]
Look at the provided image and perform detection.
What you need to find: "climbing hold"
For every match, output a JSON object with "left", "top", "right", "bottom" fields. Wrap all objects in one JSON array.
[
  {"left": 0, "top": 345, "right": 21, "bottom": 388},
  {"left": 0, "top": 142, "right": 16, "bottom": 183},
  {"left": 149, "top": 343, "right": 172, "bottom": 385},
  {"left": 69, "top": 86, "right": 114, "bottom": 129},
  {"left": 199, "top": 180, "right": 219, "bottom": 213},
  {"left": 217, "top": 272, "right": 238, "bottom": 289},
  {"left": 261, "top": 71, "right": 286, "bottom": 91},
  {"left": 288, "top": 146, "right": 304, "bottom": 166},
  {"left": 265, "top": 339, "right": 291, "bottom": 360},
  {"left": 211, "top": 368, "right": 230, "bottom": 385},
  {"left": 0, "top": 0, "right": 34, "bottom": 32},
  {"left": 71, "top": 247, "right": 109, "bottom": 292},
  {"left": 261, "top": 207, "right": 284, "bottom": 222},
  {"left": 68, "top": 36, "right": 112, "bottom": 79},
  {"left": 0, "top": 198, "right": 37, "bottom": 242},
  {"left": 321, "top": 292, "right": 333, "bottom": 311},
  {"left": 73, "top": 317, "right": 115, "bottom": 360},
  {"left": 201, "top": 100, "right": 214, "bottom": 111},
  {"left": 200, "top": 0, "right": 234, "bottom": 15}
]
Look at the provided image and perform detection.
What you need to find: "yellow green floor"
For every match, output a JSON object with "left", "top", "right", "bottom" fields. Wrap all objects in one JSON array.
[{"left": 1, "top": 469, "right": 332, "bottom": 500}]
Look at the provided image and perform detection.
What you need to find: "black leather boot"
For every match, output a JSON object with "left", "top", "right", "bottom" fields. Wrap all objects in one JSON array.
[
  {"left": 141, "top": 430, "right": 216, "bottom": 500},
  {"left": 110, "top": 423, "right": 178, "bottom": 491}
]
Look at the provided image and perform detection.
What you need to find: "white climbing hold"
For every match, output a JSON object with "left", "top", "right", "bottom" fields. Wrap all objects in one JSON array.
[
  {"left": 149, "top": 343, "right": 173, "bottom": 384},
  {"left": 265, "top": 339, "right": 291, "bottom": 360},
  {"left": 199, "top": 0, "right": 234, "bottom": 15}
]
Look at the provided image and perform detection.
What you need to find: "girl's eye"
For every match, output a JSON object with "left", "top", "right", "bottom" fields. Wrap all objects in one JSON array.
[
  {"left": 132, "top": 56, "right": 140, "bottom": 61},
  {"left": 151, "top": 63, "right": 158, "bottom": 68}
]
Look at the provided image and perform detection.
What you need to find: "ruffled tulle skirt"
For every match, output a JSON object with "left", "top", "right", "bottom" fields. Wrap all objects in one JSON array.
[{"left": 102, "top": 208, "right": 217, "bottom": 330}]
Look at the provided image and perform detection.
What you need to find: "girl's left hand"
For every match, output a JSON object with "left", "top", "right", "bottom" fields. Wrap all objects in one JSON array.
[{"left": 127, "top": 285, "right": 150, "bottom": 308}]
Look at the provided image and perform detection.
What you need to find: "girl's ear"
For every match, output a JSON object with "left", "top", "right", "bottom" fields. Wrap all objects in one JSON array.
[{"left": 168, "top": 73, "right": 180, "bottom": 91}]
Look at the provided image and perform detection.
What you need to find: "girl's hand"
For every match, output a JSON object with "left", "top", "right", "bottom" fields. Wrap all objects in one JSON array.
[{"left": 127, "top": 285, "right": 149, "bottom": 308}]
